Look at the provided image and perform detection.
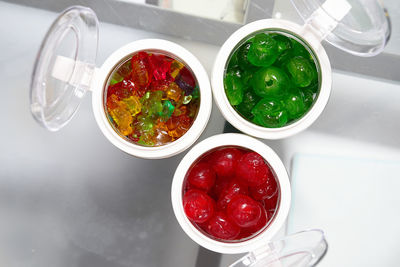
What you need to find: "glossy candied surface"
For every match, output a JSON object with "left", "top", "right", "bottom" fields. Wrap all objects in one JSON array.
[
  {"left": 182, "top": 146, "right": 280, "bottom": 242},
  {"left": 104, "top": 51, "right": 200, "bottom": 147},
  {"left": 224, "top": 31, "right": 320, "bottom": 128}
]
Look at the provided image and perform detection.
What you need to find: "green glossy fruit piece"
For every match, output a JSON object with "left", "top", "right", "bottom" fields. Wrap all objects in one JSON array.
[
  {"left": 284, "top": 88, "right": 306, "bottom": 120},
  {"left": 275, "top": 39, "right": 311, "bottom": 66},
  {"left": 159, "top": 100, "right": 175, "bottom": 121},
  {"left": 224, "top": 68, "right": 245, "bottom": 105},
  {"left": 236, "top": 90, "right": 260, "bottom": 118},
  {"left": 285, "top": 56, "right": 317, "bottom": 87},
  {"left": 290, "top": 39, "right": 309, "bottom": 58},
  {"left": 241, "top": 69, "right": 253, "bottom": 88},
  {"left": 192, "top": 86, "right": 200, "bottom": 99},
  {"left": 247, "top": 33, "right": 279, "bottom": 67},
  {"left": 227, "top": 67, "right": 253, "bottom": 91},
  {"left": 251, "top": 98, "right": 288, "bottom": 128},
  {"left": 275, "top": 49, "right": 291, "bottom": 67},
  {"left": 302, "top": 88, "right": 315, "bottom": 109},
  {"left": 237, "top": 42, "right": 254, "bottom": 70},
  {"left": 272, "top": 34, "right": 292, "bottom": 54},
  {"left": 251, "top": 66, "right": 290, "bottom": 98},
  {"left": 228, "top": 49, "right": 239, "bottom": 69},
  {"left": 305, "top": 79, "right": 319, "bottom": 93}
]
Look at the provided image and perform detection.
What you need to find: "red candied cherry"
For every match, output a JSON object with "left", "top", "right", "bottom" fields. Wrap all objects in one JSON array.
[
  {"left": 217, "top": 179, "right": 248, "bottom": 210},
  {"left": 236, "top": 152, "right": 269, "bottom": 187},
  {"left": 264, "top": 193, "right": 279, "bottom": 210},
  {"left": 241, "top": 204, "right": 270, "bottom": 238},
  {"left": 183, "top": 189, "right": 215, "bottom": 223},
  {"left": 263, "top": 194, "right": 279, "bottom": 218},
  {"left": 187, "top": 162, "right": 216, "bottom": 192},
  {"left": 249, "top": 173, "right": 278, "bottom": 201},
  {"left": 210, "top": 148, "right": 243, "bottom": 177},
  {"left": 227, "top": 194, "right": 262, "bottom": 228},
  {"left": 206, "top": 211, "right": 240, "bottom": 240},
  {"left": 262, "top": 194, "right": 279, "bottom": 220},
  {"left": 212, "top": 176, "right": 232, "bottom": 199}
]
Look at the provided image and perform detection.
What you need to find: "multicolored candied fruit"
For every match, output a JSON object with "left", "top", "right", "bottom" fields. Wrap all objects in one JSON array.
[
  {"left": 224, "top": 31, "right": 319, "bottom": 128},
  {"left": 182, "top": 147, "right": 279, "bottom": 241},
  {"left": 104, "top": 51, "right": 200, "bottom": 147}
]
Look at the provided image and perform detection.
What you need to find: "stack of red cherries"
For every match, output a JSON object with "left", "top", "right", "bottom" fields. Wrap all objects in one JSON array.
[{"left": 183, "top": 147, "right": 279, "bottom": 241}]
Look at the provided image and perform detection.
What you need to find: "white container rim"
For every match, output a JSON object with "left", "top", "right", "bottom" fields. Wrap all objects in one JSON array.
[
  {"left": 211, "top": 19, "right": 332, "bottom": 139},
  {"left": 171, "top": 133, "right": 291, "bottom": 254},
  {"left": 92, "top": 39, "right": 212, "bottom": 159}
]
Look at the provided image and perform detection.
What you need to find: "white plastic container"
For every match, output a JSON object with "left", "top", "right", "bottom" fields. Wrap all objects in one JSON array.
[
  {"left": 30, "top": 6, "right": 212, "bottom": 159},
  {"left": 172, "top": 134, "right": 328, "bottom": 266},
  {"left": 211, "top": 0, "right": 390, "bottom": 139}
]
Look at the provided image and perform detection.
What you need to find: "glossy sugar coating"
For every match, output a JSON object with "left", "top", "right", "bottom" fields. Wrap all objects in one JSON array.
[
  {"left": 182, "top": 147, "right": 280, "bottom": 242},
  {"left": 224, "top": 32, "right": 319, "bottom": 128},
  {"left": 105, "top": 51, "right": 200, "bottom": 147}
]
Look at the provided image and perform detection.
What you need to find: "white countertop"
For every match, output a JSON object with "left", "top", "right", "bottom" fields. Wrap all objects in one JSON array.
[{"left": 1, "top": 2, "right": 400, "bottom": 267}]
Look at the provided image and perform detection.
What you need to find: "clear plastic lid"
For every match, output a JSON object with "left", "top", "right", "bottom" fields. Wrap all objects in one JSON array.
[
  {"left": 291, "top": 0, "right": 391, "bottom": 57},
  {"left": 229, "top": 230, "right": 328, "bottom": 267},
  {"left": 30, "top": 6, "right": 99, "bottom": 131}
]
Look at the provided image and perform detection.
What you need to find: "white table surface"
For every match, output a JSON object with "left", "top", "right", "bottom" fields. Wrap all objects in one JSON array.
[{"left": 1, "top": 2, "right": 400, "bottom": 267}]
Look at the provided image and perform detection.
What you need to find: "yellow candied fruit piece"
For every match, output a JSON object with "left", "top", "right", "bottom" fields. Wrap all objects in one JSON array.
[
  {"left": 170, "top": 60, "right": 184, "bottom": 78},
  {"left": 123, "top": 95, "right": 142, "bottom": 116},
  {"left": 109, "top": 102, "right": 133, "bottom": 136},
  {"left": 166, "top": 82, "right": 182, "bottom": 102}
]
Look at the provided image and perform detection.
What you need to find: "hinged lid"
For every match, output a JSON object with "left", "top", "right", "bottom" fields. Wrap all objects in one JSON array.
[
  {"left": 30, "top": 6, "right": 99, "bottom": 131},
  {"left": 291, "top": 0, "right": 390, "bottom": 56},
  {"left": 229, "top": 230, "right": 327, "bottom": 267}
]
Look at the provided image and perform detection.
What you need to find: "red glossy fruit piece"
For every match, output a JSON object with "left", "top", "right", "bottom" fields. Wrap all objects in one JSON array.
[
  {"left": 217, "top": 179, "right": 248, "bottom": 210},
  {"left": 187, "top": 162, "right": 216, "bottom": 191},
  {"left": 131, "top": 52, "right": 151, "bottom": 87},
  {"left": 249, "top": 173, "right": 278, "bottom": 201},
  {"left": 240, "top": 204, "right": 267, "bottom": 238},
  {"left": 210, "top": 148, "right": 243, "bottom": 177},
  {"left": 148, "top": 54, "right": 172, "bottom": 81},
  {"left": 212, "top": 176, "right": 232, "bottom": 199},
  {"left": 236, "top": 152, "right": 269, "bottom": 187},
  {"left": 264, "top": 193, "right": 279, "bottom": 211},
  {"left": 206, "top": 211, "right": 240, "bottom": 240},
  {"left": 107, "top": 79, "right": 137, "bottom": 99},
  {"left": 149, "top": 80, "right": 170, "bottom": 92},
  {"left": 227, "top": 194, "right": 262, "bottom": 228},
  {"left": 183, "top": 189, "right": 215, "bottom": 224}
]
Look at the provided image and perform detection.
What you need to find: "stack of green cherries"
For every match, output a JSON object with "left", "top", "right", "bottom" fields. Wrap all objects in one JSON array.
[{"left": 224, "top": 31, "right": 319, "bottom": 128}]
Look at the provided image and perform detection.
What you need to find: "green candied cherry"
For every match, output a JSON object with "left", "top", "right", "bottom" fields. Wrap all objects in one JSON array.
[
  {"left": 284, "top": 88, "right": 306, "bottom": 120},
  {"left": 228, "top": 67, "right": 253, "bottom": 90},
  {"left": 290, "top": 39, "right": 310, "bottom": 58},
  {"left": 237, "top": 40, "right": 255, "bottom": 70},
  {"left": 305, "top": 79, "right": 319, "bottom": 93},
  {"left": 241, "top": 69, "right": 253, "bottom": 87},
  {"left": 251, "top": 98, "right": 288, "bottom": 128},
  {"left": 251, "top": 66, "right": 290, "bottom": 98},
  {"left": 236, "top": 90, "right": 260, "bottom": 118},
  {"left": 302, "top": 88, "right": 315, "bottom": 109},
  {"left": 224, "top": 68, "right": 245, "bottom": 105},
  {"left": 272, "top": 34, "right": 292, "bottom": 54},
  {"left": 275, "top": 49, "right": 291, "bottom": 67},
  {"left": 247, "top": 33, "right": 279, "bottom": 67},
  {"left": 275, "top": 39, "right": 309, "bottom": 66},
  {"left": 228, "top": 49, "right": 239, "bottom": 69},
  {"left": 285, "top": 56, "right": 317, "bottom": 87}
]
